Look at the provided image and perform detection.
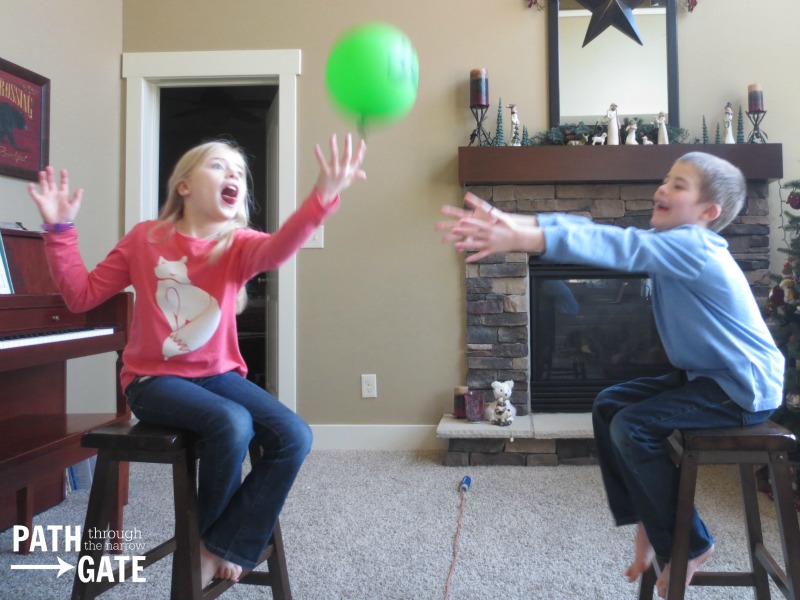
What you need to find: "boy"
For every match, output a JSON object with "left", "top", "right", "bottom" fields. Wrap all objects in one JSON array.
[{"left": 437, "top": 152, "right": 783, "bottom": 597}]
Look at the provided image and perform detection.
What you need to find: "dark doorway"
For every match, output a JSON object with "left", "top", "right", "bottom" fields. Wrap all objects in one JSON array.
[{"left": 158, "top": 85, "right": 278, "bottom": 388}]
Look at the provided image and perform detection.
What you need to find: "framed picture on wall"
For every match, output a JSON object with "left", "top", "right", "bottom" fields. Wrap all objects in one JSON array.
[{"left": 0, "top": 57, "right": 50, "bottom": 181}]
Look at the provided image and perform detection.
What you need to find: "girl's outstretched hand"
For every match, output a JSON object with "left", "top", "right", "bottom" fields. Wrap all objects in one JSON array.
[
  {"left": 28, "top": 166, "right": 83, "bottom": 225},
  {"left": 314, "top": 133, "right": 367, "bottom": 205}
]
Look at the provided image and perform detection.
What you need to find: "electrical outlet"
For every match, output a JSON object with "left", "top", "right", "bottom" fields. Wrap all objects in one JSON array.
[
  {"left": 361, "top": 374, "right": 377, "bottom": 398},
  {"left": 303, "top": 226, "right": 324, "bottom": 249}
]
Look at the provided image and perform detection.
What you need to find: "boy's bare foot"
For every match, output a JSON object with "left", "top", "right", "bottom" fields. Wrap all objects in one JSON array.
[
  {"left": 200, "top": 542, "right": 242, "bottom": 587},
  {"left": 625, "top": 523, "right": 655, "bottom": 583},
  {"left": 655, "top": 544, "right": 714, "bottom": 598}
]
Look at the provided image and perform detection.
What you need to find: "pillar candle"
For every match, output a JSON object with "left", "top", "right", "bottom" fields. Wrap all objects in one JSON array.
[
  {"left": 453, "top": 386, "right": 469, "bottom": 419},
  {"left": 470, "top": 68, "right": 489, "bottom": 108},
  {"left": 748, "top": 84, "right": 764, "bottom": 113}
]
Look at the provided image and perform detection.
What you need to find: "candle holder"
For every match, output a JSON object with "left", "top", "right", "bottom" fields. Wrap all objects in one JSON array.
[
  {"left": 469, "top": 105, "right": 492, "bottom": 147},
  {"left": 746, "top": 110, "right": 768, "bottom": 144}
]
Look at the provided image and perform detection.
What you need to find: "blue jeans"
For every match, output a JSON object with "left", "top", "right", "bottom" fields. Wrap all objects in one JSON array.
[
  {"left": 126, "top": 371, "right": 312, "bottom": 568},
  {"left": 592, "top": 371, "right": 773, "bottom": 563}
]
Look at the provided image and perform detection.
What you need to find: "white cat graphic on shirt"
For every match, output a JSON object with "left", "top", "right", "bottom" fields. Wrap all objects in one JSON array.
[{"left": 154, "top": 256, "right": 221, "bottom": 359}]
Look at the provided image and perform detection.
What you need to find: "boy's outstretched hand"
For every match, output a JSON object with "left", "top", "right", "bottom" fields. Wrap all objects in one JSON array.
[
  {"left": 28, "top": 166, "right": 83, "bottom": 225},
  {"left": 314, "top": 133, "right": 367, "bottom": 206},
  {"left": 436, "top": 192, "right": 545, "bottom": 262}
]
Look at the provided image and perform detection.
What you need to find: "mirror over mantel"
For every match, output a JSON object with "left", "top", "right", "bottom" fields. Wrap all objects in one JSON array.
[{"left": 547, "top": 0, "right": 679, "bottom": 129}]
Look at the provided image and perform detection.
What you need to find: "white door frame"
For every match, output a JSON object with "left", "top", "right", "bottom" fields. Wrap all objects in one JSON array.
[{"left": 121, "top": 49, "right": 302, "bottom": 411}]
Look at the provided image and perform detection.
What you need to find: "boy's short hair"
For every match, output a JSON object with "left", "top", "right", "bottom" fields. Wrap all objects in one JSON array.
[{"left": 676, "top": 152, "right": 746, "bottom": 233}]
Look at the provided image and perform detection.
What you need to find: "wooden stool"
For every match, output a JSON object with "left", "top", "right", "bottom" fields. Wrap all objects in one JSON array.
[
  {"left": 71, "top": 420, "right": 292, "bottom": 600},
  {"left": 638, "top": 420, "right": 800, "bottom": 600}
]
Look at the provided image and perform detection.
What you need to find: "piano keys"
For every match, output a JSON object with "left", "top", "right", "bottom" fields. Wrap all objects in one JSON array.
[
  {"left": 0, "top": 326, "right": 114, "bottom": 350},
  {"left": 0, "top": 228, "right": 132, "bottom": 549}
]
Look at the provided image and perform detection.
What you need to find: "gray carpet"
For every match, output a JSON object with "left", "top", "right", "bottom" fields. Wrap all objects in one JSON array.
[{"left": 0, "top": 450, "right": 791, "bottom": 599}]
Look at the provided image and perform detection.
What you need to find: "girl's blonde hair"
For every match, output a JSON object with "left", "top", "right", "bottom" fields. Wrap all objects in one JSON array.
[
  {"left": 151, "top": 139, "right": 254, "bottom": 312},
  {"left": 152, "top": 139, "right": 254, "bottom": 262}
]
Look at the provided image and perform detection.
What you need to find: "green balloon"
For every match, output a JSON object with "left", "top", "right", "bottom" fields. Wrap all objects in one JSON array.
[{"left": 325, "top": 22, "right": 419, "bottom": 127}]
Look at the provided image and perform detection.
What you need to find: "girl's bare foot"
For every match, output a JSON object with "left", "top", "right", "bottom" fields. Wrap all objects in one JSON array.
[
  {"left": 625, "top": 522, "right": 655, "bottom": 583},
  {"left": 655, "top": 544, "right": 714, "bottom": 598},
  {"left": 200, "top": 542, "right": 242, "bottom": 587}
]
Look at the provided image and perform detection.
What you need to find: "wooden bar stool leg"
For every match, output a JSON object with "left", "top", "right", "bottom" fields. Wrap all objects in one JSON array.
[
  {"left": 768, "top": 451, "right": 800, "bottom": 598},
  {"left": 638, "top": 564, "right": 657, "bottom": 600},
  {"left": 739, "top": 463, "right": 771, "bottom": 599},
  {"left": 266, "top": 520, "right": 292, "bottom": 600},
  {"left": 109, "top": 461, "right": 129, "bottom": 545},
  {"left": 170, "top": 447, "right": 203, "bottom": 600},
  {"left": 71, "top": 451, "right": 119, "bottom": 600},
  {"left": 666, "top": 450, "right": 699, "bottom": 600}
]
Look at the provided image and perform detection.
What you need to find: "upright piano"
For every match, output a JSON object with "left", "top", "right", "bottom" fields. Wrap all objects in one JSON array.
[{"left": 0, "top": 228, "right": 132, "bottom": 550}]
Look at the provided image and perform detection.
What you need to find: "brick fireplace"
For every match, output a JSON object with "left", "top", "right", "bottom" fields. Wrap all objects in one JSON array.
[{"left": 438, "top": 144, "right": 783, "bottom": 466}]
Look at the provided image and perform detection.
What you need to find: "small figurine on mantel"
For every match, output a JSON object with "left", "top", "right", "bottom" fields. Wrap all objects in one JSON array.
[
  {"left": 656, "top": 111, "right": 669, "bottom": 145},
  {"left": 605, "top": 103, "right": 621, "bottom": 145},
  {"left": 625, "top": 118, "right": 639, "bottom": 145},
  {"left": 507, "top": 103, "right": 521, "bottom": 146},
  {"left": 723, "top": 101, "right": 735, "bottom": 144}
]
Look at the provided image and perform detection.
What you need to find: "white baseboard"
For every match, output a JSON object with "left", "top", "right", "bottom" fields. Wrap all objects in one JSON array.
[{"left": 310, "top": 424, "right": 448, "bottom": 451}]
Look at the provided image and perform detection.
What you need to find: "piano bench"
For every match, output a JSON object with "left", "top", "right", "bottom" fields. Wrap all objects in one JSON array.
[
  {"left": 638, "top": 420, "right": 800, "bottom": 600},
  {"left": 71, "top": 420, "right": 291, "bottom": 600}
]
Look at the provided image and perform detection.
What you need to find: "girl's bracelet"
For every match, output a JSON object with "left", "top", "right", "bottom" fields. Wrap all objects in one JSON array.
[{"left": 41, "top": 222, "right": 75, "bottom": 233}]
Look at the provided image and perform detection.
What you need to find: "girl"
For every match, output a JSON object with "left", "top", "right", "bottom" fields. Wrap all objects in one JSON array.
[{"left": 29, "top": 133, "right": 366, "bottom": 587}]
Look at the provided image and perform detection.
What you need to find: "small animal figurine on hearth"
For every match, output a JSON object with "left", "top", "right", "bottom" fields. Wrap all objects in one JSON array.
[
  {"left": 485, "top": 380, "right": 517, "bottom": 426},
  {"left": 567, "top": 133, "right": 589, "bottom": 146}
]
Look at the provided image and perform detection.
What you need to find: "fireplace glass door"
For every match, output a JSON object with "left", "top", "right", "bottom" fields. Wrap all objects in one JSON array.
[{"left": 530, "top": 262, "right": 672, "bottom": 412}]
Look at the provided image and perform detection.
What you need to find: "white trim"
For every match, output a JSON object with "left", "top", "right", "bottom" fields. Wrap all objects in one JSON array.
[
  {"left": 121, "top": 50, "right": 302, "bottom": 411},
  {"left": 310, "top": 425, "right": 448, "bottom": 451}
]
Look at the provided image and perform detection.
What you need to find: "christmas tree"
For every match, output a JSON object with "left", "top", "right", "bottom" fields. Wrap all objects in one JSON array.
[
  {"left": 494, "top": 99, "right": 506, "bottom": 147},
  {"left": 761, "top": 179, "right": 800, "bottom": 505},
  {"left": 764, "top": 179, "right": 800, "bottom": 442},
  {"left": 521, "top": 125, "right": 532, "bottom": 146},
  {"left": 737, "top": 105, "right": 746, "bottom": 144},
  {"left": 714, "top": 123, "right": 721, "bottom": 144},
  {"left": 702, "top": 116, "right": 709, "bottom": 144}
]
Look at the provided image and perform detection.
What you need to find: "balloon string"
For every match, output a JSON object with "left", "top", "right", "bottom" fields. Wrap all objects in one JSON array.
[{"left": 358, "top": 115, "right": 367, "bottom": 141}]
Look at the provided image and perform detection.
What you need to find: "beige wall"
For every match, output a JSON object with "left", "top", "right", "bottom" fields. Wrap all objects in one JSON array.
[
  {"left": 0, "top": 0, "right": 123, "bottom": 413},
  {"left": 2, "top": 1, "right": 798, "bottom": 436},
  {"left": 679, "top": 4, "right": 800, "bottom": 273}
]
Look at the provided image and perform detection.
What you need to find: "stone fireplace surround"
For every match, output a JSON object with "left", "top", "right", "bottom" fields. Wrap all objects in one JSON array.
[{"left": 438, "top": 144, "right": 783, "bottom": 466}]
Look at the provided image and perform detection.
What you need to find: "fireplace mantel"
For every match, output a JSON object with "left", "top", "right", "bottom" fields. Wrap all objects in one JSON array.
[{"left": 458, "top": 144, "right": 783, "bottom": 186}]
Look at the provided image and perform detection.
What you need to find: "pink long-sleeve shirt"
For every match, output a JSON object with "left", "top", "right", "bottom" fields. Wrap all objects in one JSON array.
[{"left": 43, "top": 189, "right": 338, "bottom": 392}]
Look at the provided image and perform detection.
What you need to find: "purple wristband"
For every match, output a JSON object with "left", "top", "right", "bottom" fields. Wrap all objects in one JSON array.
[{"left": 41, "top": 222, "right": 75, "bottom": 233}]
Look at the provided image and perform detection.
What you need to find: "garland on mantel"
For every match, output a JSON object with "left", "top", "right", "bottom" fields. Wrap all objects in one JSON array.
[{"left": 526, "top": 1, "right": 698, "bottom": 12}]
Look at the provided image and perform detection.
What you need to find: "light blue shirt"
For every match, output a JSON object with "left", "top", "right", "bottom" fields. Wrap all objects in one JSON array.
[{"left": 538, "top": 213, "right": 784, "bottom": 413}]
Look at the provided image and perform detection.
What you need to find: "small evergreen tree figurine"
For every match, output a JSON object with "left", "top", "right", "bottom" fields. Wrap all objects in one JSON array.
[
  {"left": 521, "top": 125, "right": 532, "bottom": 146},
  {"left": 714, "top": 123, "right": 721, "bottom": 144},
  {"left": 702, "top": 116, "right": 709, "bottom": 144},
  {"left": 737, "top": 105, "right": 746, "bottom": 144},
  {"left": 494, "top": 99, "right": 506, "bottom": 147}
]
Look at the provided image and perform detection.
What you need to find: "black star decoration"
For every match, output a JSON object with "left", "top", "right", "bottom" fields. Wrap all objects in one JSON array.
[{"left": 575, "top": 0, "right": 646, "bottom": 47}]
